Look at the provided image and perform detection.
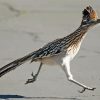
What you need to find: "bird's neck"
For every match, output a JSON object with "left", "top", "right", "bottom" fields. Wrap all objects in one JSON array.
[
  {"left": 65, "top": 25, "right": 90, "bottom": 49},
  {"left": 69, "top": 25, "right": 90, "bottom": 42}
]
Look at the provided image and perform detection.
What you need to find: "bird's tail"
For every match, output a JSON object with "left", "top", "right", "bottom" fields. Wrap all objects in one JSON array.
[{"left": 0, "top": 51, "right": 36, "bottom": 77}]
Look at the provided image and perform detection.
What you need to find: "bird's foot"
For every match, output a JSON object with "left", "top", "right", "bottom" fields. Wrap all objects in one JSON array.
[
  {"left": 79, "top": 86, "right": 96, "bottom": 93},
  {"left": 25, "top": 72, "right": 37, "bottom": 84}
]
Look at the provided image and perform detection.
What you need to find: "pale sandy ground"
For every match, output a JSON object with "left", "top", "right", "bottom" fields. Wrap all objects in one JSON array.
[{"left": 0, "top": 0, "right": 100, "bottom": 100}]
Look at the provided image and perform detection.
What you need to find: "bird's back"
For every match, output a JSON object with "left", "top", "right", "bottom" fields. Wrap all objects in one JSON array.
[{"left": 31, "top": 25, "right": 89, "bottom": 63}]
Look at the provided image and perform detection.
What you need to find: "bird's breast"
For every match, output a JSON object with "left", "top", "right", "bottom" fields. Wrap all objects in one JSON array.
[{"left": 67, "top": 42, "right": 81, "bottom": 60}]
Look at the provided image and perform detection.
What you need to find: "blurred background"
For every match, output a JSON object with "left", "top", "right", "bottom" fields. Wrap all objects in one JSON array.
[{"left": 0, "top": 0, "right": 100, "bottom": 100}]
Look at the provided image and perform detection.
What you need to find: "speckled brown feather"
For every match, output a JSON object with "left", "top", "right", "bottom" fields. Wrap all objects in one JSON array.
[{"left": 0, "top": 6, "right": 98, "bottom": 77}]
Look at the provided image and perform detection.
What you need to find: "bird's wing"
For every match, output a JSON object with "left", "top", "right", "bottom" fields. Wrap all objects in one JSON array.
[{"left": 31, "top": 37, "right": 69, "bottom": 61}]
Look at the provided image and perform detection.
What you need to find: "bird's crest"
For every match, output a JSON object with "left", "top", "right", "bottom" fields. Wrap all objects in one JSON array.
[{"left": 82, "top": 6, "right": 98, "bottom": 24}]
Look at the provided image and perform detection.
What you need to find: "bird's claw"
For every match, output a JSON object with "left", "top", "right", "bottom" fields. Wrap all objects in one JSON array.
[
  {"left": 79, "top": 87, "right": 96, "bottom": 93},
  {"left": 25, "top": 72, "right": 37, "bottom": 84}
]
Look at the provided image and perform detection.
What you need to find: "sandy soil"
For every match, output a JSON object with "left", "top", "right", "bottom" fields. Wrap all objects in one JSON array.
[{"left": 0, "top": 0, "right": 100, "bottom": 100}]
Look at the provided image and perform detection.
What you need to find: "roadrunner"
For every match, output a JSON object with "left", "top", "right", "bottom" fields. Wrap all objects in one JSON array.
[{"left": 0, "top": 6, "right": 100, "bottom": 93}]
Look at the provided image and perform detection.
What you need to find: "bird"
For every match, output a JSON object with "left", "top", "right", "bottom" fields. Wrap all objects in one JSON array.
[{"left": 0, "top": 6, "right": 100, "bottom": 93}]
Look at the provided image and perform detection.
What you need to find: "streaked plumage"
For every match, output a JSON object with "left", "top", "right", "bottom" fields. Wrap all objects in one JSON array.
[{"left": 0, "top": 6, "right": 100, "bottom": 93}]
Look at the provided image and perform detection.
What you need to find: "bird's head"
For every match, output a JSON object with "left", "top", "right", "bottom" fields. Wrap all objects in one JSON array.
[{"left": 81, "top": 6, "right": 100, "bottom": 26}]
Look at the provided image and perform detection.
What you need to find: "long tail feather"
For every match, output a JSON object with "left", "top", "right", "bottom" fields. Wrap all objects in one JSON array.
[{"left": 0, "top": 52, "right": 36, "bottom": 77}]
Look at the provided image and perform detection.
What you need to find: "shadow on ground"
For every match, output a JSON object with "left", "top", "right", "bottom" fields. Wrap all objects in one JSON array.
[{"left": 0, "top": 94, "right": 81, "bottom": 100}]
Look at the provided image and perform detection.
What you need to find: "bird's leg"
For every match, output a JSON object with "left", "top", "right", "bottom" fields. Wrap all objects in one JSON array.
[
  {"left": 61, "top": 59, "right": 96, "bottom": 93},
  {"left": 69, "top": 78, "right": 96, "bottom": 93},
  {"left": 25, "top": 62, "right": 43, "bottom": 84}
]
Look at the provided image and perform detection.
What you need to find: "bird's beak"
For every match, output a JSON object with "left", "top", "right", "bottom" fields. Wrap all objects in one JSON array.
[{"left": 96, "top": 19, "right": 100, "bottom": 24}]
